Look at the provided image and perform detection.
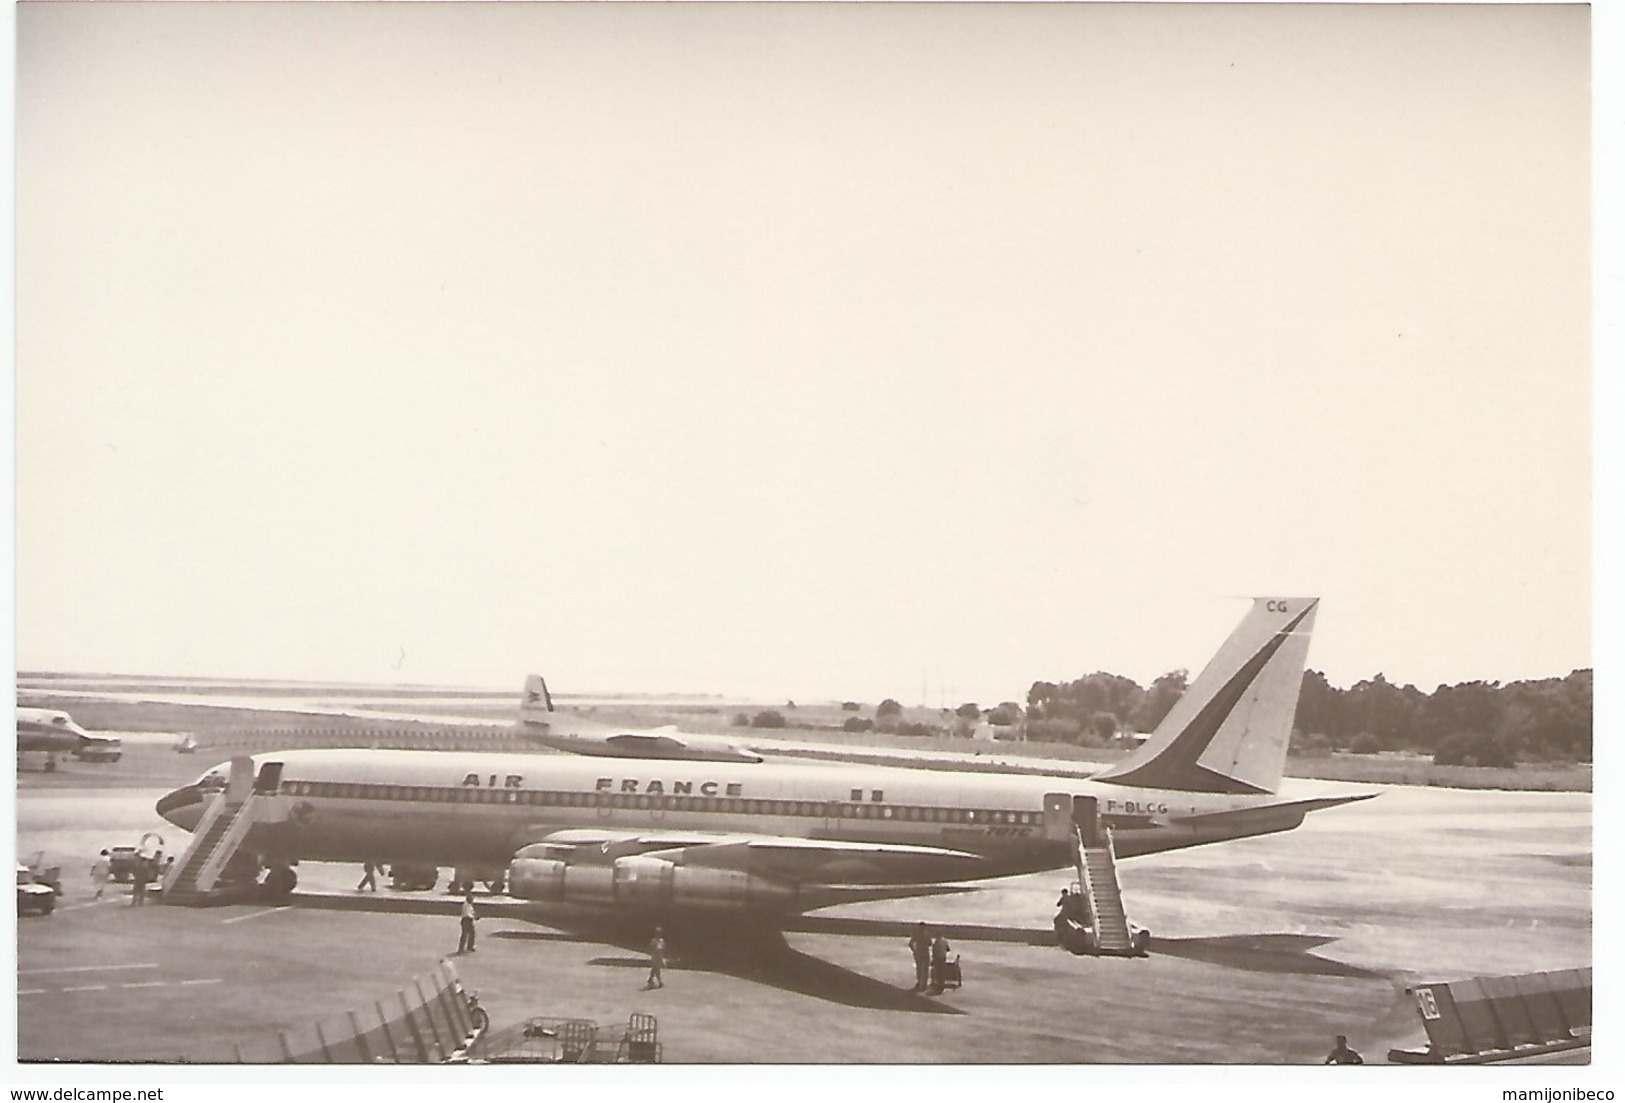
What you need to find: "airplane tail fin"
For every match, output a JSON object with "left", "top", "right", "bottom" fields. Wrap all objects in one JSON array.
[
  {"left": 1093, "top": 597, "right": 1318, "bottom": 795},
  {"left": 521, "top": 675, "right": 554, "bottom": 725}
]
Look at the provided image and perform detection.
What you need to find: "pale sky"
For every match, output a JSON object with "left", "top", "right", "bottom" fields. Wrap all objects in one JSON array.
[{"left": 14, "top": 3, "right": 1592, "bottom": 706}]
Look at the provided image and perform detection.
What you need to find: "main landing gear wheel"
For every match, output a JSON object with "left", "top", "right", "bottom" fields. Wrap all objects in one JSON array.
[{"left": 261, "top": 866, "right": 297, "bottom": 902}]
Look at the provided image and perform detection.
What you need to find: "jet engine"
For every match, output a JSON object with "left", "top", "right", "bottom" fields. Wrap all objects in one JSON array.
[{"left": 507, "top": 850, "right": 797, "bottom": 911}]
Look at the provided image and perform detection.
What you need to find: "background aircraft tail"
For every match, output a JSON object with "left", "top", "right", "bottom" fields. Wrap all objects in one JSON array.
[
  {"left": 1093, "top": 597, "right": 1318, "bottom": 795},
  {"left": 521, "top": 674, "right": 554, "bottom": 724}
]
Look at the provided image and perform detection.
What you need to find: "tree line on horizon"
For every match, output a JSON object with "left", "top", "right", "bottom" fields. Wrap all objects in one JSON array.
[{"left": 1023, "top": 667, "right": 1592, "bottom": 767}]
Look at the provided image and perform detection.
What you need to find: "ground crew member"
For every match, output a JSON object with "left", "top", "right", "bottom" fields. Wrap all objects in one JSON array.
[
  {"left": 130, "top": 857, "right": 150, "bottom": 906},
  {"left": 357, "top": 860, "right": 379, "bottom": 892},
  {"left": 646, "top": 927, "right": 667, "bottom": 989},
  {"left": 907, "top": 922, "right": 931, "bottom": 991},
  {"left": 1324, "top": 1035, "right": 1363, "bottom": 1064},
  {"left": 457, "top": 890, "right": 477, "bottom": 953},
  {"left": 925, "top": 931, "right": 950, "bottom": 995},
  {"left": 1053, "top": 889, "right": 1072, "bottom": 946},
  {"left": 91, "top": 850, "right": 111, "bottom": 901}
]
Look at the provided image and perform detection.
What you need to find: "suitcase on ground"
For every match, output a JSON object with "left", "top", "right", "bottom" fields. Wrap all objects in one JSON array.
[{"left": 941, "top": 956, "right": 962, "bottom": 990}]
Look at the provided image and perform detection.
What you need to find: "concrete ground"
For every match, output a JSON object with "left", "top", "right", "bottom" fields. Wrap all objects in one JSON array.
[{"left": 14, "top": 774, "right": 1590, "bottom": 1064}]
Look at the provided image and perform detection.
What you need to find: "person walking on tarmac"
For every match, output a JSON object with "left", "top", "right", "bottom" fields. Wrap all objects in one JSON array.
[
  {"left": 457, "top": 890, "right": 478, "bottom": 954},
  {"left": 907, "top": 922, "right": 931, "bottom": 991},
  {"left": 645, "top": 927, "right": 667, "bottom": 990},
  {"left": 357, "top": 860, "right": 379, "bottom": 893},
  {"left": 91, "top": 850, "right": 112, "bottom": 901}
]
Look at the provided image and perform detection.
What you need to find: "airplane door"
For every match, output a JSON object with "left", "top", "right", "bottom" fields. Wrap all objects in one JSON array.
[
  {"left": 1042, "top": 793, "right": 1073, "bottom": 841},
  {"left": 1042, "top": 792, "right": 1105, "bottom": 844},
  {"left": 253, "top": 761, "right": 284, "bottom": 795},
  {"left": 226, "top": 756, "right": 256, "bottom": 802},
  {"left": 1073, "top": 795, "right": 1105, "bottom": 847}
]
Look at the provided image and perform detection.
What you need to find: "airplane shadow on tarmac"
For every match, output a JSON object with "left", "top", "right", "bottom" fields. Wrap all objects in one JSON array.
[
  {"left": 785, "top": 915, "right": 1054, "bottom": 946},
  {"left": 497, "top": 917, "right": 965, "bottom": 1015},
  {"left": 1150, "top": 933, "right": 1389, "bottom": 979},
  {"left": 483, "top": 928, "right": 585, "bottom": 945},
  {"left": 783, "top": 916, "right": 1389, "bottom": 981}
]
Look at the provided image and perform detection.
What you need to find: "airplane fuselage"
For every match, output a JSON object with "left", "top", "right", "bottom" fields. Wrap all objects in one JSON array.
[
  {"left": 17, "top": 707, "right": 95, "bottom": 755},
  {"left": 161, "top": 747, "right": 1313, "bottom": 881}
]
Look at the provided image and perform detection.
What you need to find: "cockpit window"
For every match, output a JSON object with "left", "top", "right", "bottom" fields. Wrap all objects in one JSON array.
[{"left": 194, "top": 763, "right": 231, "bottom": 792}]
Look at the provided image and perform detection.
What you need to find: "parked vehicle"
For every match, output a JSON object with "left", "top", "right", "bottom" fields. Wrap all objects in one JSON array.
[
  {"left": 19, "top": 852, "right": 63, "bottom": 895},
  {"left": 107, "top": 845, "right": 143, "bottom": 883},
  {"left": 17, "top": 864, "right": 57, "bottom": 916}
]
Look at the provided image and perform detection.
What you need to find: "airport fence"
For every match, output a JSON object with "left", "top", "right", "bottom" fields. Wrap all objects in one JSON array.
[
  {"left": 193, "top": 959, "right": 479, "bottom": 1063},
  {"left": 1389, "top": 967, "right": 1592, "bottom": 1063}
]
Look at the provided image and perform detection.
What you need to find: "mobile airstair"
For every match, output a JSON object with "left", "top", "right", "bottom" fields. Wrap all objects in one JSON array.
[
  {"left": 1044, "top": 793, "right": 1147, "bottom": 957},
  {"left": 162, "top": 756, "right": 287, "bottom": 905}
]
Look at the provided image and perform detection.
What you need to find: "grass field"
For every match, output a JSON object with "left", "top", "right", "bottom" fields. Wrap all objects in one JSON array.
[{"left": 1283, "top": 749, "right": 1590, "bottom": 791}]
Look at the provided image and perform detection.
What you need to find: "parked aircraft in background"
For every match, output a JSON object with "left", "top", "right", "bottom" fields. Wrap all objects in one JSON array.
[
  {"left": 155, "top": 597, "right": 1370, "bottom": 913},
  {"left": 515, "top": 675, "right": 764, "bottom": 763},
  {"left": 16, "top": 706, "right": 123, "bottom": 769}
]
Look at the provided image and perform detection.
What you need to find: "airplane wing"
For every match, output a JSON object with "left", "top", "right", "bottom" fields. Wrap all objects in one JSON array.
[
  {"left": 523, "top": 828, "right": 990, "bottom": 885},
  {"left": 1168, "top": 793, "right": 1376, "bottom": 834},
  {"left": 518, "top": 723, "right": 766, "bottom": 763},
  {"left": 603, "top": 732, "right": 718, "bottom": 756}
]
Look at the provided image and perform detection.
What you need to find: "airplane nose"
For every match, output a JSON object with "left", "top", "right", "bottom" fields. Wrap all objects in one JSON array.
[{"left": 155, "top": 784, "right": 203, "bottom": 827}]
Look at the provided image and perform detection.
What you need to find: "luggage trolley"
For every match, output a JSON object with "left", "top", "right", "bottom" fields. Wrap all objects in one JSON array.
[{"left": 616, "top": 1012, "right": 661, "bottom": 1063}]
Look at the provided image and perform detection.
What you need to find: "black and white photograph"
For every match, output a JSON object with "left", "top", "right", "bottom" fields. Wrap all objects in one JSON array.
[{"left": 8, "top": 0, "right": 1599, "bottom": 1089}]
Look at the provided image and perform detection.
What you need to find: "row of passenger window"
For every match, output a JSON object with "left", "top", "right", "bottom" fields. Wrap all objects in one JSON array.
[{"left": 278, "top": 780, "right": 1042, "bottom": 826}]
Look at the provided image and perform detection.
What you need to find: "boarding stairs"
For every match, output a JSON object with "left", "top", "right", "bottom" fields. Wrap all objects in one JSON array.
[
  {"left": 162, "top": 756, "right": 285, "bottom": 905},
  {"left": 1072, "top": 826, "right": 1136, "bottom": 955},
  {"left": 1043, "top": 792, "right": 1143, "bottom": 957},
  {"left": 161, "top": 793, "right": 257, "bottom": 902}
]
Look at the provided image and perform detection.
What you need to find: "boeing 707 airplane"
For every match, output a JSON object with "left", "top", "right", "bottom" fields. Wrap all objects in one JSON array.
[{"left": 155, "top": 597, "right": 1370, "bottom": 914}]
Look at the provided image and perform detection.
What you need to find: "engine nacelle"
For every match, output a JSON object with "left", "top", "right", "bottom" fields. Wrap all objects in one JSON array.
[
  {"left": 507, "top": 850, "right": 617, "bottom": 904},
  {"left": 507, "top": 856, "right": 568, "bottom": 901},
  {"left": 507, "top": 850, "right": 797, "bottom": 911}
]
